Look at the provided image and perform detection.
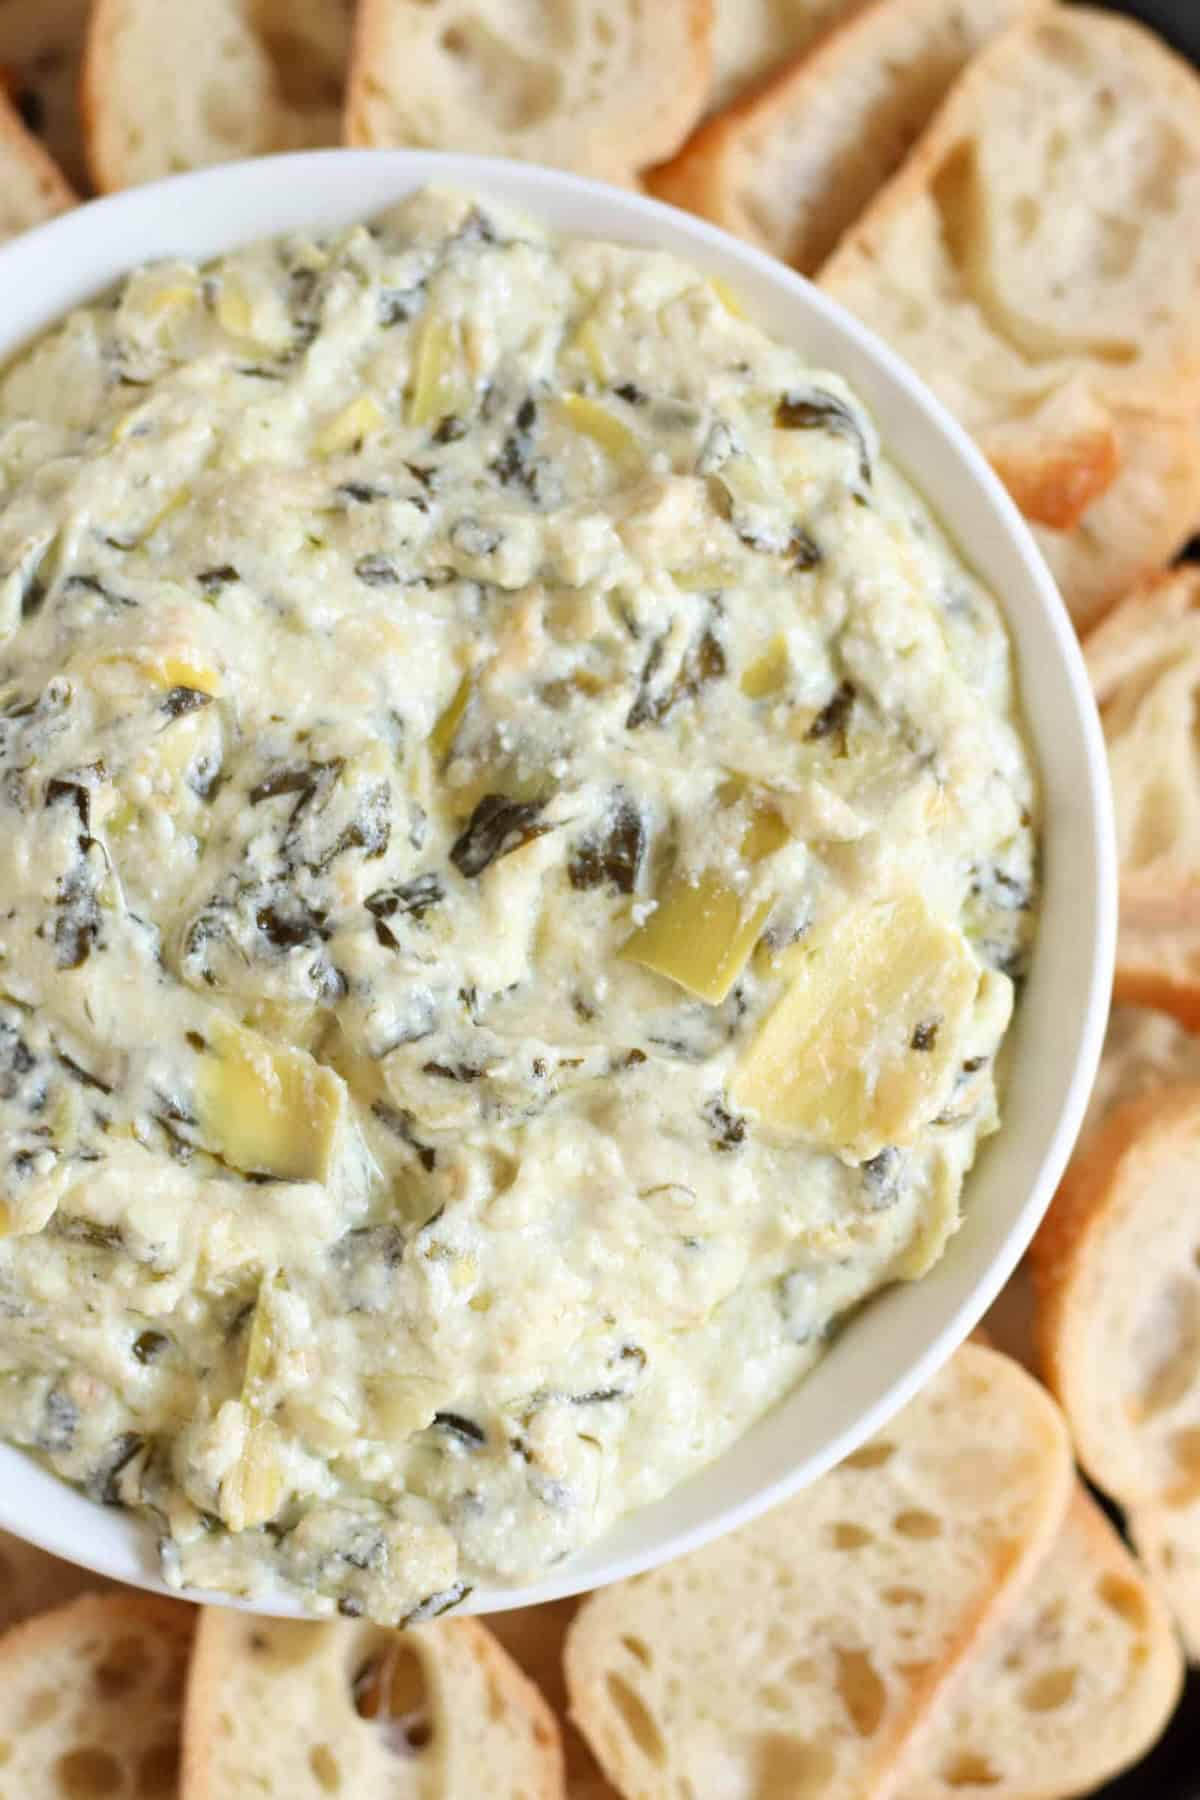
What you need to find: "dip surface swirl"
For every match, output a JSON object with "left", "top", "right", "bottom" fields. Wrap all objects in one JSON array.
[{"left": 0, "top": 188, "right": 1038, "bottom": 1620}]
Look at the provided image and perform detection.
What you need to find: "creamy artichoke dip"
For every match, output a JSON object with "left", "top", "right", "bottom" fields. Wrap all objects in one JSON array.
[{"left": 0, "top": 189, "right": 1038, "bottom": 1620}]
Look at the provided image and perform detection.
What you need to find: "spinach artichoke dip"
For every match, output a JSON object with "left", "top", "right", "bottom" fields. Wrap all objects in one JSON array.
[{"left": 0, "top": 189, "right": 1038, "bottom": 1621}]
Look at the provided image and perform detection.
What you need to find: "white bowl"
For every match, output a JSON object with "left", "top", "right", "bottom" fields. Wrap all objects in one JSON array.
[{"left": 0, "top": 151, "right": 1116, "bottom": 1617}]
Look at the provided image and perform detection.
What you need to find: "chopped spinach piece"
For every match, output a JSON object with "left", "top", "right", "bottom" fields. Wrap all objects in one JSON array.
[
  {"left": 401, "top": 1580, "right": 472, "bottom": 1627},
  {"left": 568, "top": 792, "right": 645, "bottom": 894},
  {"left": 450, "top": 794, "right": 553, "bottom": 878},
  {"left": 197, "top": 565, "right": 239, "bottom": 594},
  {"left": 133, "top": 1330, "right": 170, "bottom": 1364},
  {"left": 806, "top": 679, "right": 855, "bottom": 743},
  {"left": 365, "top": 872, "right": 444, "bottom": 923},
  {"left": 433, "top": 413, "right": 468, "bottom": 444},
  {"left": 39, "top": 1388, "right": 79, "bottom": 1453},
  {"left": 613, "top": 381, "right": 647, "bottom": 406},
  {"left": 774, "top": 389, "right": 873, "bottom": 488},
  {"left": 160, "top": 685, "right": 213, "bottom": 720},
  {"left": 370, "top": 1101, "right": 436, "bottom": 1172},
  {"left": 354, "top": 554, "right": 402, "bottom": 587},
  {"left": 911, "top": 1020, "right": 939, "bottom": 1052},
  {"left": 88, "top": 1432, "right": 144, "bottom": 1505},
  {"left": 702, "top": 1094, "right": 747, "bottom": 1151},
  {"left": 432, "top": 1410, "right": 487, "bottom": 1447},
  {"left": 626, "top": 623, "right": 726, "bottom": 730}
]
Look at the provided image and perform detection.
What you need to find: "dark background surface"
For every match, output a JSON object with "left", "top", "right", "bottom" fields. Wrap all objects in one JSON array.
[{"left": 1068, "top": 4, "right": 1199, "bottom": 1794}]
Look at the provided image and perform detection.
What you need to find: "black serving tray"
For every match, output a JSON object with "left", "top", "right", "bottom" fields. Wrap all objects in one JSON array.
[{"left": 1071, "top": 9, "right": 1199, "bottom": 1795}]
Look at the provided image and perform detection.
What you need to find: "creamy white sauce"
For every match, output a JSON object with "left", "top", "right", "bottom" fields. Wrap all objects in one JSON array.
[{"left": 0, "top": 189, "right": 1038, "bottom": 1620}]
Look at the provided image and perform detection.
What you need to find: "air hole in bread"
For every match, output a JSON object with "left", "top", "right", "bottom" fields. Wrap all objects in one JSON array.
[
  {"left": 435, "top": 17, "right": 562, "bottom": 131},
  {"left": 894, "top": 1509, "right": 942, "bottom": 1540},
  {"left": 786, "top": 1656, "right": 821, "bottom": 1684},
  {"left": 752, "top": 1733, "right": 837, "bottom": 1794},
  {"left": 882, "top": 1586, "right": 925, "bottom": 1608},
  {"left": 1098, "top": 1571, "right": 1149, "bottom": 1629},
  {"left": 352, "top": 1642, "right": 433, "bottom": 1756},
  {"left": 1021, "top": 1666, "right": 1077, "bottom": 1712},
  {"left": 308, "top": 1743, "right": 342, "bottom": 1792},
  {"left": 761, "top": 1682, "right": 792, "bottom": 1712},
  {"left": 942, "top": 1748, "right": 1002, "bottom": 1786},
  {"left": 842, "top": 1440, "right": 895, "bottom": 1471},
  {"left": 604, "top": 1671, "right": 666, "bottom": 1764},
  {"left": 136, "top": 1741, "right": 179, "bottom": 1798},
  {"left": 1012, "top": 196, "right": 1040, "bottom": 247},
  {"left": 55, "top": 1745, "right": 123, "bottom": 1798},
  {"left": 834, "top": 1647, "right": 886, "bottom": 1736},
  {"left": 830, "top": 1521, "right": 873, "bottom": 1550},
  {"left": 620, "top": 1634, "right": 651, "bottom": 1667},
  {"left": 95, "top": 1633, "right": 150, "bottom": 1699},
  {"left": 24, "top": 1687, "right": 60, "bottom": 1727},
  {"left": 1171, "top": 1426, "right": 1200, "bottom": 1478}
]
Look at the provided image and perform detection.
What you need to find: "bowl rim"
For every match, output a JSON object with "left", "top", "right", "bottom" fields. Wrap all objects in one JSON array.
[{"left": 0, "top": 148, "right": 1117, "bottom": 1617}]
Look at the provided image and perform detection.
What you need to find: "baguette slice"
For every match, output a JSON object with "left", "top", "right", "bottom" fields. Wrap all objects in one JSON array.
[
  {"left": 83, "top": 0, "right": 354, "bottom": 193},
  {"left": 1116, "top": 918, "right": 1200, "bottom": 1033},
  {"left": 0, "top": 82, "right": 74, "bottom": 239},
  {"left": 344, "top": 0, "right": 711, "bottom": 186},
  {"left": 709, "top": 0, "right": 865, "bottom": 112},
  {"left": 651, "top": 0, "right": 1039, "bottom": 278},
  {"left": 0, "top": 0, "right": 90, "bottom": 190},
  {"left": 1130, "top": 1497, "right": 1200, "bottom": 1664},
  {"left": 181, "top": 1608, "right": 564, "bottom": 1798},
  {"left": 1033, "top": 412, "right": 1200, "bottom": 633},
  {"left": 0, "top": 1591, "right": 192, "bottom": 1800},
  {"left": 566, "top": 1345, "right": 1072, "bottom": 1800},
  {"left": 1085, "top": 567, "right": 1200, "bottom": 925},
  {"left": 0, "top": 1528, "right": 114, "bottom": 1634},
  {"left": 892, "top": 1488, "right": 1184, "bottom": 1799},
  {"left": 1032, "top": 1085, "right": 1200, "bottom": 1508},
  {"left": 489, "top": 1600, "right": 618, "bottom": 1800},
  {"left": 821, "top": 9, "right": 1200, "bottom": 534}
]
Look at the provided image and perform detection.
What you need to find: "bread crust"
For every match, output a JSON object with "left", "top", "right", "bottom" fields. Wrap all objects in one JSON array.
[
  {"left": 820, "top": 8, "right": 1200, "bottom": 547},
  {"left": 1085, "top": 566, "right": 1200, "bottom": 925},
  {"left": 1032, "top": 1084, "right": 1200, "bottom": 1503},
  {"left": 650, "top": 0, "right": 1041, "bottom": 276},
  {"left": 0, "top": 80, "right": 75, "bottom": 228}
]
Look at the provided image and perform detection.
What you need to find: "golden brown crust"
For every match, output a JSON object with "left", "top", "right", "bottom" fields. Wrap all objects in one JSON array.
[
  {"left": 79, "top": 0, "right": 119, "bottom": 194},
  {"left": 0, "top": 79, "right": 76, "bottom": 217},
  {"left": 986, "top": 420, "right": 1120, "bottom": 531},
  {"left": 1114, "top": 921, "right": 1200, "bottom": 1031}
]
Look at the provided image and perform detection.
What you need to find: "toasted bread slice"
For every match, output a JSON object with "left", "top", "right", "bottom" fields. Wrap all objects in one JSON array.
[
  {"left": 1085, "top": 567, "right": 1200, "bottom": 924},
  {"left": 0, "top": 1591, "right": 192, "bottom": 1800},
  {"left": 893, "top": 1488, "right": 1183, "bottom": 1798},
  {"left": 0, "top": 82, "right": 74, "bottom": 238},
  {"left": 1116, "top": 918, "right": 1200, "bottom": 1032},
  {"left": 0, "top": 1528, "right": 115, "bottom": 1634},
  {"left": 181, "top": 1608, "right": 564, "bottom": 1798},
  {"left": 1033, "top": 1085, "right": 1200, "bottom": 1507},
  {"left": 709, "top": 0, "right": 864, "bottom": 111},
  {"left": 565, "top": 1345, "right": 1072, "bottom": 1800},
  {"left": 1130, "top": 1497, "right": 1200, "bottom": 1664},
  {"left": 651, "top": 0, "right": 1039, "bottom": 278},
  {"left": 489, "top": 1601, "right": 618, "bottom": 1800},
  {"left": 0, "top": 0, "right": 89, "bottom": 191},
  {"left": 345, "top": 0, "right": 710, "bottom": 187},
  {"left": 821, "top": 9, "right": 1200, "bottom": 532},
  {"left": 1032, "top": 413, "right": 1200, "bottom": 632},
  {"left": 83, "top": 0, "right": 353, "bottom": 193}
]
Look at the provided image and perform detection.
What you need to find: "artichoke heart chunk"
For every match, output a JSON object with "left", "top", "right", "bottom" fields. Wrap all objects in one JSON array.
[
  {"left": 731, "top": 893, "right": 999, "bottom": 1160},
  {"left": 191, "top": 1018, "right": 346, "bottom": 1183},
  {"left": 623, "top": 798, "right": 789, "bottom": 1005}
]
